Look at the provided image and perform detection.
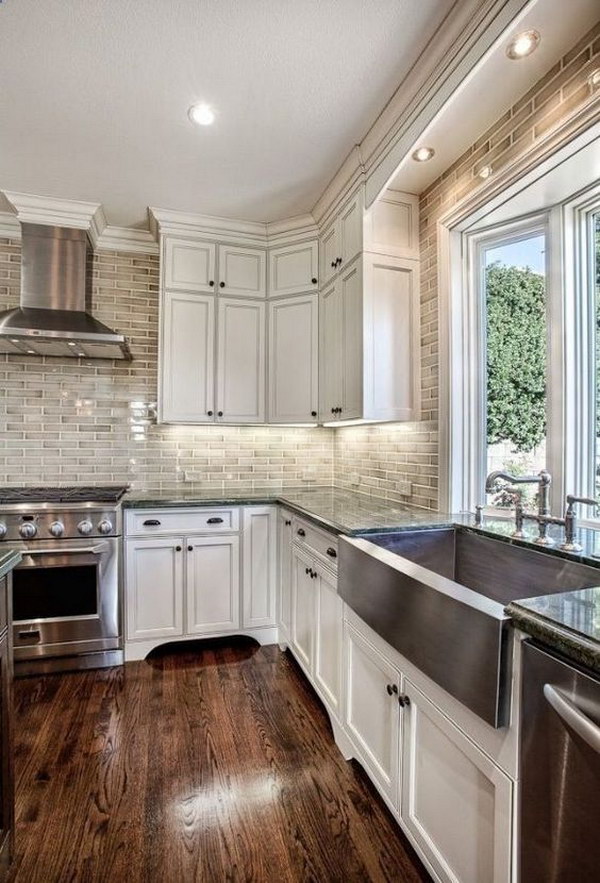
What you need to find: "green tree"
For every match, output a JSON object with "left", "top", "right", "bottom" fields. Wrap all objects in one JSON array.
[{"left": 486, "top": 262, "right": 546, "bottom": 452}]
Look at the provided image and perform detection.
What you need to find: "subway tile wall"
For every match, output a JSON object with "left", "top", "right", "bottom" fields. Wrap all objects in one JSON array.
[
  {"left": 0, "top": 243, "right": 333, "bottom": 490},
  {"left": 334, "top": 20, "right": 600, "bottom": 511}
]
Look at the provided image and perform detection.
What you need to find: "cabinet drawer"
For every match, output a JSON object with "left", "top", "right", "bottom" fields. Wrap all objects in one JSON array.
[
  {"left": 125, "top": 508, "right": 239, "bottom": 536},
  {"left": 292, "top": 517, "right": 338, "bottom": 569}
]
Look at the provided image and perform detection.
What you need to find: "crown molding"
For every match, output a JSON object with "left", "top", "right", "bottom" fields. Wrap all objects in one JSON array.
[
  {"left": 95, "top": 225, "right": 159, "bottom": 255},
  {"left": 0, "top": 212, "right": 20, "bottom": 239},
  {"left": 3, "top": 190, "right": 104, "bottom": 233},
  {"left": 266, "top": 213, "right": 318, "bottom": 246},
  {"left": 149, "top": 206, "right": 268, "bottom": 245}
]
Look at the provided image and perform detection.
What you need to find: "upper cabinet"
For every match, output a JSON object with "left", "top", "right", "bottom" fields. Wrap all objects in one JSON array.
[
  {"left": 218, "top": 245, "right": 266, "bottom": 298},
  {"left": 164, "top": 238, "right": 216, "bottom": 293},
  {"left": 269, "top": 241, "right": 318, "bottom": 297},
  {"left": 318, "top": 186, "right": 421, "bottom": 424}
]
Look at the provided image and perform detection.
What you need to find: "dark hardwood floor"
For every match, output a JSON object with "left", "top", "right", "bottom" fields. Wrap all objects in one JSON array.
[{"left": 9, "top": 639, "right": 430, "bottom": 882}]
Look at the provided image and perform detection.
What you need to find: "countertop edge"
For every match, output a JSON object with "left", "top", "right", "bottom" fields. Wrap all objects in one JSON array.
[{"left": 507, "top": 602, "right": 600, "bottom": 675}]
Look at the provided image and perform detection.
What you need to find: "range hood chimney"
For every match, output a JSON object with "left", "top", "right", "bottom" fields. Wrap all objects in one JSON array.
[{"left": 0, "top": 223, "right": 131, "bottom": 360}]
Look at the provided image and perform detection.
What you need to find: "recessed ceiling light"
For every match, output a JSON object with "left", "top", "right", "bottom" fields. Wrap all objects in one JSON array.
[
  {"left": 478, "top": 165, "right": 493, "bottom": 179},
  {"left": 188, "top": 103, "right": 216, "bottom": 126},
  {"left": 506, "top": 29, "right": 540, "bottom": 60},
  {"left": 411, "top": 146, "right": 435, "bottom": 163}
]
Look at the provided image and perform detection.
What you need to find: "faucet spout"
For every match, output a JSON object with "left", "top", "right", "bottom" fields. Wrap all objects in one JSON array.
[{"left": 484, "top": 470, "right": 542, "bottom": 494}]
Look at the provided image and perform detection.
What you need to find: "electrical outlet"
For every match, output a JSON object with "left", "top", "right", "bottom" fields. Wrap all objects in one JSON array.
[{"left": 398, "top": 480, "right": 412, "bottom": 496}]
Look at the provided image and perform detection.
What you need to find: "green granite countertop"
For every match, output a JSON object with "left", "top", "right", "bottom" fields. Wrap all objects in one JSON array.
[
  {"left": 123, "top": 484, "right": 600, "bottom": 671},
  {"left": 122, "top": 485, "right": 453, "bottom": 535},
  {"left": 0, "top": 550, "right": 21, "bottom": 579}
]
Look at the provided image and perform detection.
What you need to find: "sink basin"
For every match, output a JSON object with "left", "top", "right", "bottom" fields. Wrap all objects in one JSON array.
[{"left": 339, "top": 527, "right": 600, "bottom": 727}]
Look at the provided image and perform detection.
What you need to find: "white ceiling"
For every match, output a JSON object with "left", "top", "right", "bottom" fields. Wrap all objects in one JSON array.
[
  {"left": 0, "top": 0, "right": 456, "bottom": 227},
  {"left": 389, "top": 0, "right": 600, "bottom": 195}
]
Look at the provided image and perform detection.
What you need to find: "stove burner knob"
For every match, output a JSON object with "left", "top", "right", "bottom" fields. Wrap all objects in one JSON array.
[
  {"left": 49, "top": 521, "right": 64, "bottom": 538},
  {"left": 0, "top": 524, "right": 6, "bottom": 540},
  {"left": 19, "top": 522, "right": 37, "bottom": 539},
  {"left": 77, "top": 520, "right": 93, "bottom": 536},
  {"left": 97, "top": 519, "right": 113, "bottom": 535}
]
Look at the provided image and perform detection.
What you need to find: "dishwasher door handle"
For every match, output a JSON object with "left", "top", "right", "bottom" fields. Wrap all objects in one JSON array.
[{"left": 544, "top": 683, "right": 600, "bottom": 755}]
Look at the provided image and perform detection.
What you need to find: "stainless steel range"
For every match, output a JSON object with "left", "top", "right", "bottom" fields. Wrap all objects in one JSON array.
[{"left": 0, "top": 486, "right": 127, "bottom": 675}]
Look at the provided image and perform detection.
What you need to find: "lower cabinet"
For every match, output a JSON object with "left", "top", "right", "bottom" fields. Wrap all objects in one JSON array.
[
  {"left": 400, "top": 678, "right": 513, "bottom": 883},
  {"left": 344, "top": 621, "right": 401, "bottom": 806},
  {"left": 186, "top": 536, "right": 239, "bottom": 635},
  {"left": 242, "top": 507, "right": 276, "bottom": 628},
  {"left": 126, "top": 537, "right": 184, "bottom": 640},
  {"left": 289, "top": 544, "right": 343, "bottom": 720},
  {"left": 277, "top": 509, "right": 293, "bottom": 641}
]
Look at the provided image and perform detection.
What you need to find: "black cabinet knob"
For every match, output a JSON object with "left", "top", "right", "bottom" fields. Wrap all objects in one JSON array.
[
  {"left": 398, "top": 694, "right": 410, "bottom": 708},
  {"left": 207, "top": 410, "right": 213, "bottom": 416},
  {"left": 331, "top": 407, "right": 336, "bottom": 414},
  {"left": 209, "top": 280, "right": 215, "bottom": 287},
  {"left": 326, "top": 547, "right": 337, "bottom": 558},
  {"left": 187, "top": 545, "right": 193, "bottom": 552},
  {"left": 217, "top": 411, "right": 223, "bottom": 417},
  {"left": 305, "top": 567, "right": 311, "bottom": 575},
  {"left": 336, "top": 257, "right": 342, "bottom": 267},
  {"left": 175, "top": 546, "right": 182, "bottom": 552},
  {"left": 284, "top": 519, "right": 291, "bottom": 526},
  {"left": 297, "top": 528, "right": 306, "bottom": 537},
  {"left": 219, "top": 281, "right": 225, "bottom": 288},
  {"left": 311, "top": 277, "right": 318, "bottom": 284},
  {"left": 331, "top": 261, "right": 336, "bottom": 268},
  {"left": 311, "top": 410, "right": 317, "bottom": 418},
  {"left": 386, "top": 684, "right": 398, "bottom": 696}
]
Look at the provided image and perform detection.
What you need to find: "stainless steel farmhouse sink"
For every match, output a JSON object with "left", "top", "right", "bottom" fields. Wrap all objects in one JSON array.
[{"left": 339, "top": 528, "right": 600, "bottom": 727}]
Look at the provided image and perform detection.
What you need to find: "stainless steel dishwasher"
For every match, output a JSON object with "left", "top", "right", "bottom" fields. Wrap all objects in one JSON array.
[{"left": 520, "top": 640, "right": 600, "bottom": 882}]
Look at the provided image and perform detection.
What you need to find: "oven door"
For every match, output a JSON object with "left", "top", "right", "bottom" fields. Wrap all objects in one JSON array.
[{"left": 11, "top": 538, "right": 120, "bottom": 660}]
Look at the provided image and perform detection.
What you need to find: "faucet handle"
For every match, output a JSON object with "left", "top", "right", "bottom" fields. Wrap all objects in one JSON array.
[{"left": 566, "top": 494, "right": 597, "bottom": 512}]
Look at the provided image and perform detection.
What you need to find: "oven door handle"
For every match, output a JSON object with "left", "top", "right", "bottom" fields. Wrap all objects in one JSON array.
[
  {"left": 544, "top": 683, "right": 600, "bottom": 755},
  {"left": 23, "top": 544, "right": 109, "bottom": 556}
]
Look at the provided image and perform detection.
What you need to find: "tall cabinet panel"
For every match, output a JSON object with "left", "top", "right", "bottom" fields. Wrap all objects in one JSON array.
[
  {"left": 160, "top": 292, "right": 215, "bottom": 423},
  {"left": 268, "top": 294, "right": 318, "bottom": 423},
  {"left": 217, "top": 298, "right": 266, "bottom": 423}
]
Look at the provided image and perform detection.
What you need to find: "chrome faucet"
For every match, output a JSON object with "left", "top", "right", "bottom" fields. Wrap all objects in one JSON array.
[
  {"left": 485, "top": 469, "right": 553, "bottom": 544},
  {"left": 560, "top": 495, "right": 597, "bottom": 552}
]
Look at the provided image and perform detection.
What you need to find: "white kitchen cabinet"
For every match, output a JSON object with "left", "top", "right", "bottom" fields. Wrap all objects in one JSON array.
[
  {"left": 277, "top": 510, "right": 294, "bottom": 642},
  {"left": 125, "top": 537, "right": 184, "bottom": 640},
  {"left": 344, "top": 621, "right": 401, "bottom": 807},
  {"left": 401, "top": 677, "right": 513, "bottom": 883},
  {"left": 217, "top": 297, "right": 266, "bottom": 423},
  {"left": 363, "top": 190, "right": 419, "bottom": 260},
  {"left": 313, "top": 562, "right": 343, "bottom": 717},
  {"left": 163, "top": 238, "right": 216, "bottom": 293},
  {"left": 291, "top": 545, "right": 314, "bottom": 671},
  {"left": 319, "top": 254, "right": 420, "bottom": 423},
  {"left": 242, "top": 507, "right": 276, "bottom": 628},
  {"left": 319, "top": 191, "right": 363, "bottom": 285},
  {"left": 218, "top": 244, "right": 266, "bottom": 298},
  {"left": 268, "top": 241, "right": 318, "bottom": 297},
  {"left": 160, "top": 292, "right": 215, "bottom": 423},
  {"left": 186, "top": 535, "right": 240, "bottom": 635},
  {"left": 268, "top": 294, "right": 318, "bottom": 423}
]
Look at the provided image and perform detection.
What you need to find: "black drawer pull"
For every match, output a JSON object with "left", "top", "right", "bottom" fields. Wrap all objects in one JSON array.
[
  {"left": 297, "top": 528, "right": 306, "bottom": 537},
  {"left": 207, "top": 517, "right": 224, "bottom": 524},
  {"left": 284, "top": 520, "right": 291, "bottom": 526},
  {"left": 143, "top": 519, "right": 161, "bottom": 526},
  {"left": 18, "top": 629, "right": 40, "bottom": 641},
  {"left": 326, "top": 547, "right": 337, "bottom": 558}
]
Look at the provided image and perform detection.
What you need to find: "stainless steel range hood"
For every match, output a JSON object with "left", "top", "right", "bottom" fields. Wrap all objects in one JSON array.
[{"left": 0, "top": 223, "right": 131, "bottom": 360}]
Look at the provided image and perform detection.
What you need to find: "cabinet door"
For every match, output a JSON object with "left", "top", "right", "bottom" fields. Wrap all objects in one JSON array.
[
  {"left": 160, "top": 292, "right": 215, "bottom": 423},
  {"left": 319, "top": 220, "right": 339, "bottom": 287},
  {"left": 242, "top": 507, "right": 276, "bottom": 628},
  {"left": 268, "top": 294, "right": 318, "bottom": 423},
  {"left": 339, "top": 193, "right": 363, "bottom": 268},
  {"left": 401, "top": 678, "right": 512, "bottom": 883},
  {"left": 164, "top": 238, "right": 216, "bottom": 293},
  {"left": 344, "top": 622, "right": 400, "bottom": 806},
  {"left": 217, "top": 298, "right": 266, "bottom": 423},
  {"left": 313, "top": 564, "right": 343, "bottom": 718},
  {"left": 126, "top": 538, "right": 184, "bottom": 640},
  {"left": 269, "top": 241, "right": 318, "bottom": 297},
  {"left": 290, "top": 546, "right": 315, "bottom": 671},
  {"left": 340, "top": 259, "right": 363, "bottom": 420},
  {"left": 278, "top": 510, "right": 294, "bottom": 637},
  {"left": 218, "top": 245, "right": 266, "bottom": 298},
  {"left": 186, "top": 536, "right": 240, "bottom": 635},
  {"left": 319, "top": 279, "right": 341, "bottom": 421}
]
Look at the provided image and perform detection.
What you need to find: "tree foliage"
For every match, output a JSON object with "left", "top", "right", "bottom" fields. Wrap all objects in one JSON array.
[{"left": 486, "top": 262, "right": 546, "bottom": 452}]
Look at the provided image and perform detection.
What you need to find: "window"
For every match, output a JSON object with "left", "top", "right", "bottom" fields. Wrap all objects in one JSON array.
[
  {"left": 482, "top": 232, "right": 547, "bottom": 509},
  {"left": 593, "top": 210, "right": 600, "bottom": 498}
]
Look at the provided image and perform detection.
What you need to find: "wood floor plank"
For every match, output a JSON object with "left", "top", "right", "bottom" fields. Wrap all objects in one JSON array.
[{"left": 9, "top": 638, "right": 431, "bottom": 883}]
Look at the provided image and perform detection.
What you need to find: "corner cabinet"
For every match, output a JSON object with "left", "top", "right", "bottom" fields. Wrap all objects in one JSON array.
[
  {"left": 318, "top": 186, "right": 421, "bottom": 424},
  {"left": 124, "top": 505, "right": 277, "bottom": 659}
]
